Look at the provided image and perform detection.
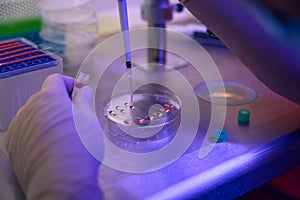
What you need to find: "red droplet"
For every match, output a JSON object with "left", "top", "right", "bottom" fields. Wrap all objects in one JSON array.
[
  {"left": 164, "top": 103, "right": 174, "bottom": 109},
  {"left": 145, "top": 116, "right": 154, "bottom": 121},
  {"left": 136, "top": 118, "right": 145, "bottom": 124},
  {"left": 124, "top": 119, "right": 133, "bottom": 125}
]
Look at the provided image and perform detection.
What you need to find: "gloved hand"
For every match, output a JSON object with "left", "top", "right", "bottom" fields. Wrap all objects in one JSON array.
[{"left": 6, "top": 74, "right": 103, "bottom": 200}]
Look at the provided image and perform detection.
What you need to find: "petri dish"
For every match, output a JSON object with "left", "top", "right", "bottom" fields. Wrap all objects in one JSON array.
[
  {"left": 195, "top": 80, "right": 258, "bottom": 106},
  {"left": 98, "top": 84, "right": 181, "bottom": 153}
]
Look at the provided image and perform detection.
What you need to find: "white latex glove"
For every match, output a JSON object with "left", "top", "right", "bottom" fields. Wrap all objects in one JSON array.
[{"left": 6, "top": 74, "right": 103, "bottom": 200}]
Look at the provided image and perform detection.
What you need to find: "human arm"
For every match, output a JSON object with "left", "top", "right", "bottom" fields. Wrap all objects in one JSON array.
[
  {"left": 259, "top": 0, "right": 300, "bottom": 18},
  {"left": 180, "top": 0, "right": 300, "bottom": 104},
  {"left": 5, "top": 74, "right": 103, "bottom": 200}
]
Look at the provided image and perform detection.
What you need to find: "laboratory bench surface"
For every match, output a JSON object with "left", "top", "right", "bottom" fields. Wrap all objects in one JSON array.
[
  {"left": 93, "top": 44, "right": 300, "bottom": 199},
  {"left": 0, "top": 34, "right": 300, "bottom": 200}
]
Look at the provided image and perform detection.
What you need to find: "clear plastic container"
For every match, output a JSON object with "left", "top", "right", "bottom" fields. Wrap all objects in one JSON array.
[{"left": 38, "top": 0, "right": 99, "bottom": 76}]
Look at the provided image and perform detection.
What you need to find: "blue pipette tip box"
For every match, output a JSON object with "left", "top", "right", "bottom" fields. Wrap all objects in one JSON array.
[{"left": 0, "top": 38, "right": 63, "bottom": 130}]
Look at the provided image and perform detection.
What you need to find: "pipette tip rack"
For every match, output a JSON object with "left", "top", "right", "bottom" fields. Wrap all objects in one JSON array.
[
  {"left": 0, "top": 38, "right": 62, "bottom": 131},
  {"left": 0, "top": 38, "right": 58, "bottom": 79}
]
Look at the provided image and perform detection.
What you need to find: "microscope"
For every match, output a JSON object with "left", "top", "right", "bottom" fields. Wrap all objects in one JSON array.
[{"left": 141, "top": 0, "right": 183, "bottom": 66}]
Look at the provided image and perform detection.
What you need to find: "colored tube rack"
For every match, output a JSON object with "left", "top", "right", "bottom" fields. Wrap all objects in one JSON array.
[
  {"left": 0, "top": 39, "right": 58, "bottom": 79},
  {"left": 0, "top": 38, "right": 63, "bottom": 131}
]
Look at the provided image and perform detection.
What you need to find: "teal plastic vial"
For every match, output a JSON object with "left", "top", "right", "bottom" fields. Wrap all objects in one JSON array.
[{"left": 238, "top": 109, "right": 250, "bottom": 125}]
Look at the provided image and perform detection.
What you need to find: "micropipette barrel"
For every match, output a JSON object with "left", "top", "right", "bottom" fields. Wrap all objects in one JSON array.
[{"left": 117, "top": 0, "right": 132, "bottom": 69}]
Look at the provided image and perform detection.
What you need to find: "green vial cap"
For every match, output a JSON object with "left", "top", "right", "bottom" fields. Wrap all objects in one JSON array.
[{"left": 238, "top": 109, "right": 250, "bottom": 125}]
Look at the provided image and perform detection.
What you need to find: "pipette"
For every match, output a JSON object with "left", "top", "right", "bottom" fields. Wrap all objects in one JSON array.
[{"left": 117, "top": 0, "right": 133, "bottom": 104}]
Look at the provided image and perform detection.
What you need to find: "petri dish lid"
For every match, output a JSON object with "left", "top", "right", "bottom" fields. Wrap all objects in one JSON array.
[{"left": 195, "top": 80, "right": 258, "bottom": 106}]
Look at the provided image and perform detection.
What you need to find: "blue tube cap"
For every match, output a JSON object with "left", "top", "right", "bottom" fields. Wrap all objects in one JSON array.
[{"left": 214, "top": 130, "right": 227, "bottom": 143}]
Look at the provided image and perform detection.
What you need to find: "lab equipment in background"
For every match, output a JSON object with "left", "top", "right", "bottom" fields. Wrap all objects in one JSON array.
[
  {"left": 94, "top": 0, "right": 192, "bottom": 36},
  {"left": 38, "top": 0, "right": 99, "bottom": 77},
  {"left": 0, "top": 0, "right": 41, "bottom": 37},
  {"left": 0, "top": 38, "right": 62, "bottom": 131},
  {"left": 138, "top": 0, "right": 187, "bottom": 71},
  {"left": 141, "top": 0, "right": 174, "bottom": 65}
]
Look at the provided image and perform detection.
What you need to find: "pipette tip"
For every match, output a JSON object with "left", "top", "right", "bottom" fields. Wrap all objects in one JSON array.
[{"left": 126, "top": 61, "right": 132, "bottom": 69}]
